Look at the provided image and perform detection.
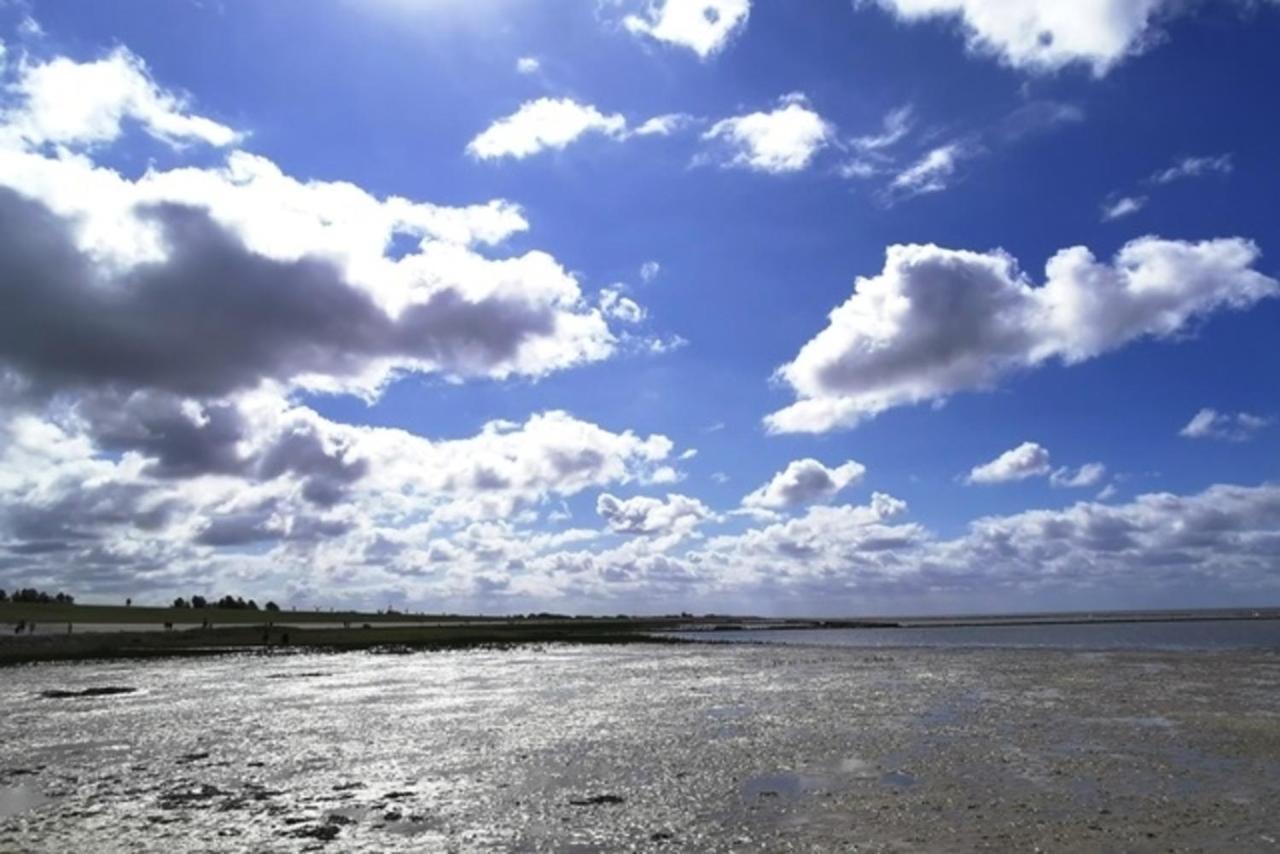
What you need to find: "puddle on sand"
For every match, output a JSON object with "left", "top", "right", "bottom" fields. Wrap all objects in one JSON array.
[
  {"left": 742, "top": 756, "right": 885, "bottom": 801},
  {"left": 879, "top": 770, "right": 918, "bottom": 789},
  {"left": 0, "top": 784, "right": 51, "bottom": 819},
  {"left": 741, "top": 772, "right": 814, "bottom": 800}
]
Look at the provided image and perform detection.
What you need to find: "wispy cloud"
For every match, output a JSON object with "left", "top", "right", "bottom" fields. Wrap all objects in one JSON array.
[
  {"left": 1151, "top": 153, "right": 1233, "bottom": 185},
  {"left": 1180, "top": 408, "right": 1271, "bottom": 442},
  {"left": 1101, "top": 195, "right": 1146, "bottom": 221}
]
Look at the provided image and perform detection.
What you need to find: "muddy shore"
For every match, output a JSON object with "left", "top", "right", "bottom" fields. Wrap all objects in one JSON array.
[{"left": 2, "top": 643, "right": 1277, "bottom": 852}]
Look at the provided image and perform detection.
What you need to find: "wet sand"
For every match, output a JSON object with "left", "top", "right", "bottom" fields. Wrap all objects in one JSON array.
[{"left": 1, "top": 643, "right": 1278, "bottom": 852}]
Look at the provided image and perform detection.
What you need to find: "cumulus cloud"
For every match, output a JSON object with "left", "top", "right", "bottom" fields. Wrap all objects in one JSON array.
[
  {"left": 937, "top": 483, "right": 1280, "bottom": 594},
  {"left": 861, "top": 0, "right": 1174, "bottom": 75},
  {"left": 698, "top": 493, "right": 917, "bottom": 582},
  {"left": 967, "top": 442, "right": 1051, "bottom": 484},
  {"left": 515, "top": 56, "right": 541, "bottom": 75},
  {"left": 640, "top": 260, "right": 662, "bottom": 282},
  {"left": 743, "top": 459, "right": 866, "bottom": 509},
  {"left": 0, "top": 42, "right": 696, "bottom": 607},
  {"left": 1, "top": 46, "right": 240, "bottom": 148},
  {"left": 0, "top": 393, "right": 682, "bottom": 576},
  {"left": 701, "top": 94, "right": 833, "bottom": 174},
  {"left": 7, "top": 393, "right": 1280, "bottom": 612},
  {"left": 1101, "top": 195, "right": 1146, "bottom": 221},
  {"left": 767, "top": 238, "right": 1277, "bottom": 433},
  {"left": 967, "top": 443, "right": 1104, "bottom": 488},
  {"left": 539, "top": 479, "right": 1280, "bottom": 611},
  {"left": 1180, "top": 408, "right": 1272, "bottom": 442},
  {"left": 623, "top": 0, "right": 750, "bottom": 59},
  {"left": 467, "top": 98, "right": 628, "bottom": 160},
  {"left": 1151, "top": 154, "right": 1233, "bottom": 184},
  {"left": 0, "top": 48, "right": 656, "bottom": 400},
  {"left": 596, "top": 493, "right": 712, "bottom": 539},
  {"left": 0, "top": 189, "right": 614, "bottom": 397}
]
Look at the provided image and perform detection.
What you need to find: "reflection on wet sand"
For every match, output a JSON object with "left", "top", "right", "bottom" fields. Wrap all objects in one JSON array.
[{"left": 2, "top": 644, "right": 1278, "bottom": 851}]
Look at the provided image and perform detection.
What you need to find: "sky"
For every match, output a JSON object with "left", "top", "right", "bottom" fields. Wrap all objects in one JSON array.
[{"left": 0, "top": 0, "right": 1278, "bottom": 616}]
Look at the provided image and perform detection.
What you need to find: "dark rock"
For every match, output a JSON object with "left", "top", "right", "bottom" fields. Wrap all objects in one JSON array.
[
  {"left": 41, "top": 686, "right": 137, "bottom": 699},
  {"left": 568, "top": 794, "right": 626, "bottom": 806},
  {"left": 290, "top": 824, "right": 341, "bottom": 841}
]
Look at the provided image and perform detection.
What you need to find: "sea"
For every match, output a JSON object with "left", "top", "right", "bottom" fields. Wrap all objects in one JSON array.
[{"left": 669, "top": 617, "right": 1280, "bottom": 651}]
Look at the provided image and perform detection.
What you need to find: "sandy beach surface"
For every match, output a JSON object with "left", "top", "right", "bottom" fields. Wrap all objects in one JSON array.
[{"left": 2, "top": 643, "right": 1278, "bottom": 852}]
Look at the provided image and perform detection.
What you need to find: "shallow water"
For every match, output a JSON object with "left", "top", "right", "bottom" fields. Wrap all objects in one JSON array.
[
  {"left": 2, "top": 644, "right": 1278, "bottom": 851},
  {"left": 672, "top": 618, "right": 1280, "bottom": 651}
]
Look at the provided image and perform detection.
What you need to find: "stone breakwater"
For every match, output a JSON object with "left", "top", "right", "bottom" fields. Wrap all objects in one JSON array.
[{"left": 1, "top": 644, "right": 1278, "bottom": 852}]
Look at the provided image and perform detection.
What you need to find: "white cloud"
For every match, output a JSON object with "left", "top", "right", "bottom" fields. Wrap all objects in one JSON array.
[
  {"left": 515, "top": 56, "right": 541, "bottom": 75},
  {"left": 2, "top": 47, "right": 240, "bottom": 149},
  {"left": 967, "top": 442, "right": 1051, "bottom": 484},
  {"left": 1050, "top": 462, "right": 1107, "bottom": 488},
  {"left": 767, "top": 238, "right": 1277, "bottom": 433},
  {"left": 466, "top": 98, "right": 627, "bottom": 160},
  {"left": 702, "top": 93, "right": 833, "bottom": 174},
  {"left": 1151, "top": 153, "right": 1234, "bottom": 184},
  {"left": 623, "top": 0, "right": 750, "bottom": 59},
  {"left": 0, "top": 49, "right": 642, "bottom": 396},
  {"left": 1180, "top": 408, "right": 1271, "bottom": 442},
  {"left": 889, "top": 142, "right": 969, "bottom": 197},
  {"left": 639, "top": 260, "right": 662, "bottom": 282},
  {"left": 596, "top": 492, "right": 712, "bottom": 539},
  {"left": 633, "top": 112, "right": 695, "bottom": 137},
  {"left": 1101, "top": 195, "right": 1146, "bottom": 221},
  {"left": 599, "top": 287, "right": 647, "bottom": 323},
  {"left": 967, "top": 444, "right": 1104, "bottom": 487},
  {"left": 697, "top": 493, "right": 917, "bottom": 586},
  {"left": 852, "top": 105, "right": 914, "bottom": 152},
  {"left": 0, "top": 165, "right": 617, "bottom": 393},
  {"left": 8, "top": 385, "right": 1280, "bottom": 612},
  {"left": 743, "top": 458, "right": 866, "bottom": 509},
  {"left": 862, "top": 0, "right": 1172, "bottom": 75}
]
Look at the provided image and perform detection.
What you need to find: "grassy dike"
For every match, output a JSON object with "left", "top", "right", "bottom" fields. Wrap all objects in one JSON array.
[
  {"left": 0, "top": 602, "right": 901, "bottom": 665},
  {"left": 0, "top": 615, "right": 686, "bottom": 666},
  {"left": 0, "top": 601, "right": 479, "bottom": 626}
]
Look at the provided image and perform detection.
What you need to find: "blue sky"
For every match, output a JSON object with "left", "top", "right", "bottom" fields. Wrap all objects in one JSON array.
[{"left": 0, "top": 0, "right": 1278, "bottom": 615}]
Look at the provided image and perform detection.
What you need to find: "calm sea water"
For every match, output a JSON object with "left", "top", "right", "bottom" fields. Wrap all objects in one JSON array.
[{"left": 671, "top": 619, "right": 1280, "bottom": 651}]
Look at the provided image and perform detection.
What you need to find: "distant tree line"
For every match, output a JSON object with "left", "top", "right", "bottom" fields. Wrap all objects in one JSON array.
[
  {"left": 172, "top": 595, "right": 279, "bottom": 612},
  {"left": 0, "top": 588, "right": 75, "bottom": 605}
]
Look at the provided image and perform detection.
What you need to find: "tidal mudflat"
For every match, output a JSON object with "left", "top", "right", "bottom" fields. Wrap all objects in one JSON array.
[{"left": 2, "top": 644, "right": 1278, "bottom": 852}]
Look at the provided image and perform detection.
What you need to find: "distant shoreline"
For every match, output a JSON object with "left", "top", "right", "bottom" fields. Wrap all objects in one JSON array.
[{"left": 2, "top": 605, "right": 1278, "bottom": 666}]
